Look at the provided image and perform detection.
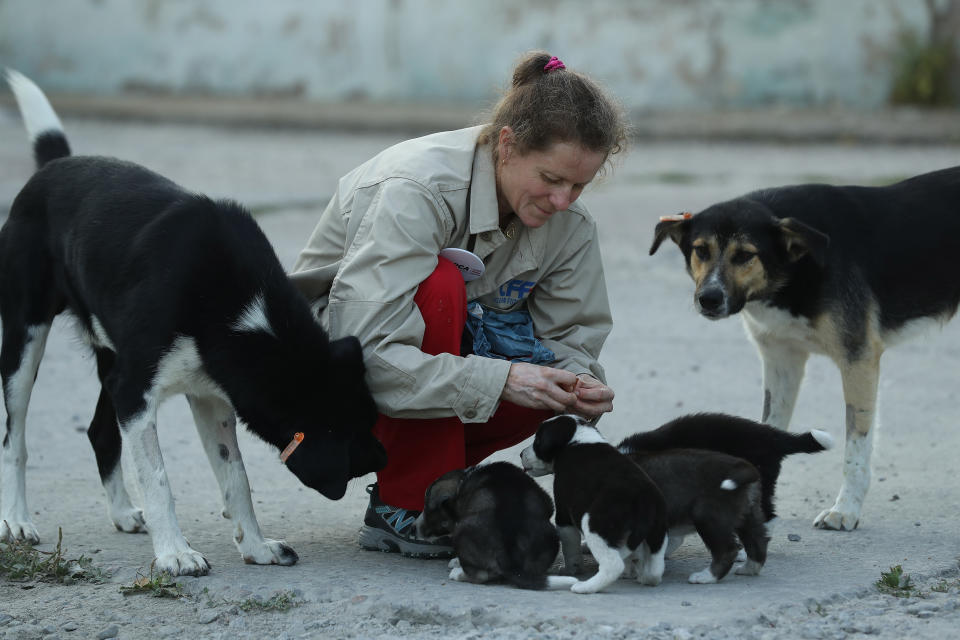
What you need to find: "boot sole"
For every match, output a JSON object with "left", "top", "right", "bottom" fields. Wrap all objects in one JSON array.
[{"left": 358, "top": 525, "right": 453, "bottom": 559}]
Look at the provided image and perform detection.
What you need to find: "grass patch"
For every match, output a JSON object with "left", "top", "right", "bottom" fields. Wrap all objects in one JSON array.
[
  {"left": 0, "top": 528, "right": 107, "bottom": 584},
  {"left": 119, "top": 565, "right": 183, "bottom": 599},
  {"left": 876, "top": 565, "right": 917, "bottom": 597},
  {"left": 237, "top": 590, "right": 304, "bottom": 613}
]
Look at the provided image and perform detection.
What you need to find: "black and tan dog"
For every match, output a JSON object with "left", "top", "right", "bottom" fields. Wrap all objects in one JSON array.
[{"left": 649, "top": 168, "right": 960, "bottom": 531}]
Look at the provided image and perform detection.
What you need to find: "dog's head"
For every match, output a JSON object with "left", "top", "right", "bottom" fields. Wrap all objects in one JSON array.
[
  {"left": 520, "top": 414, "right": 601, "bottom": 476},
  {"left": 281, "top": 335, "right": 387, "bottom": 500},
  {"left": 649, "top": 199, "right": 829, "bottom": 319},
  {"left": 415, "top": 468, "right": 467, "bottom": 539}
]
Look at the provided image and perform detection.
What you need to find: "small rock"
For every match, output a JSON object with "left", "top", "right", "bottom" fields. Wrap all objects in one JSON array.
[
  {"left": 890, "top": 494, "right": 899, "bottom": 501},
  {"left": 62, "top": 622, "right": 79, "bottom": 632},
  {"left": 915, "top": 522, "right": 922, "bottom": 527},
  {"left": 788, "top": 533, "right": 802, "bottom": 542},
  {"left": 681, "top": 601, "right": 692, "bottom": 607},
  {"left": 96, "top": 626, "right": 119, "bottom": 640},
  {"left": 199, "top": 611, "right": 219, "bottom": 624}
]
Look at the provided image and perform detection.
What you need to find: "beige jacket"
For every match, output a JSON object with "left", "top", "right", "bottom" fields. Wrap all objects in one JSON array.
[{"left": 289, "top": 126, "right": 611, "bottom": 422}]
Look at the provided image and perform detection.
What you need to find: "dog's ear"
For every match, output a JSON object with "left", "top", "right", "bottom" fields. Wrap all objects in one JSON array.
[
  {"left": 778, "top": 218, "right": 830, "bottom": 266},
  {"left": 649, "top": 216, "right": 690, "bottom": 255}
]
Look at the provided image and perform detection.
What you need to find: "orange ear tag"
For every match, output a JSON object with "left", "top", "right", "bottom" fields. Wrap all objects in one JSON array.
[
  {"left": 280, "top": 432, "right": 305, "bottom": 463},
  {"left": 659, "top": 212, "right": 693, "bottom": 222}
]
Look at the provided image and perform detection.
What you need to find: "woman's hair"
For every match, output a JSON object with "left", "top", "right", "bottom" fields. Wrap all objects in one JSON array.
[{"left": 479, "top": 51, "right": 627, "bottom": 165}]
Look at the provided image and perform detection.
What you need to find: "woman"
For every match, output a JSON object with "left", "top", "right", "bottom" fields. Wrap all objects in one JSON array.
[{"left": 290, "top": 51, "right": 624, "bottom": 558}]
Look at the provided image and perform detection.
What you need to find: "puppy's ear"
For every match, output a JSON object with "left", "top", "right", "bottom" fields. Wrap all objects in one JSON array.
[
  {"left": 778, "top": 218, "right": 830, "bottom": 266},
  {"left": 650, "top": 216, "right": 690, "bottom": 255},
  {"left": 439, "top": 496, "right": 458, "bottom": 521}
]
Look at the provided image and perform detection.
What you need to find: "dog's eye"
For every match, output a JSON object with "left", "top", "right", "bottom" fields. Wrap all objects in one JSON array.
[
  {"left": 731, "top": 250, "right": 756, "bottom": 265},
  {"left": 693, "top": 245, "right": 710, "bottom": 261}
]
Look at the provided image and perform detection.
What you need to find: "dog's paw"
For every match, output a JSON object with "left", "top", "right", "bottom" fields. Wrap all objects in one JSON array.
[
  {"left": 111, "top": 508, "right": 147, "bottom": 533},
  {"left": 154, "top": 550, "right": 211, "bottom": 577},
  {"left": 570, "top": 580, "right": 602, "bottom": 594},
  {"left": 448, "top": 557, "right": 461, "bottom": 570},
  {"left": 639, "top": 571, "right": 663, "bottom": 586},
  {"left": 449, "top": 567, "right": 467, "bottom": 582},
  {"left": 813, "top": 507, "right": 859, "bottom": 531},
  {"left": 735, "top": 559, "right": 763, "bottom": 576},
  {"left": 241, "top": 539, "right": 298, "bottom": 566},
  {"left": 0, "top": 519, "right": 40, "bottom": 545},
  {"left": 688, "top": 568, "right": 718, "bottom": 584}
]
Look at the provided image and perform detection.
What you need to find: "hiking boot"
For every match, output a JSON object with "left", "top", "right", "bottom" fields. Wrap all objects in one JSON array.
[{"left": 358, "top": 483, "right": 454, "bottom": 559}]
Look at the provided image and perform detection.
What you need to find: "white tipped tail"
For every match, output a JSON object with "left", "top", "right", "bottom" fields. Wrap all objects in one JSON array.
[
  {"left": 720, "top": 479, "right": 737, "bottom": 490},
  {"left": 811, "top": 429, "right": 834, "bottom": 450},
  {"left": 4, "top": 68, "right": 64, "bottom": 142}
]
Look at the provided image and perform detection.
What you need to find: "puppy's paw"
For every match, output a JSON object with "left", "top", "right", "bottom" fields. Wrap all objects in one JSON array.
[
  {"left": 735, "top": 547, "right": 747, "bottom": 563},
  {"left": 111, "top": 508, "right": 146, "bottom": 534},
  {"left": 154, "top": 550, "right": 210, "bottom": 577},
  {"left": 0, "top": 518, "right": 40, "bottom": 545},
  {"left": 448, "top": 557, "right": 461, "bottom": 569},
  {"left": 639, "top": 571, "right": 662, "bottom": 586},
  {"left": 449, "top": 567, "right": 467, "bottom": 582},
  {"left": 688, "top": 568, "right": 718, "bottom": 584},
  {"left": 735, "top": 559, "right": 763, "bottom": 576},
  {"left": 570, "top": 580, "right": 602, "bottom": 594},
  {"left": 813, "top": 507, "right": 859, "bottom": 531},
  {"left": 241, "top": 539, "right": 298, "bottom": 566}
]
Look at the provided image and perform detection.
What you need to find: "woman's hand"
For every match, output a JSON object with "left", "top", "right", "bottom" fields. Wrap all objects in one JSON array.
[
  {"left": 500, "top": 362, "right": 579, "bottom": 413},
  {"left": 500, "top": 365, "right": 614, "bottom": 419},
  {"left": 568, "top": 374, "right": 614, "bottom": 419}
]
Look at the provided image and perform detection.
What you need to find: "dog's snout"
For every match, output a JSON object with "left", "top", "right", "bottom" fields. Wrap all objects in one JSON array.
[{"left": 698, "top": 288, "right": 725, "bottom": 312}]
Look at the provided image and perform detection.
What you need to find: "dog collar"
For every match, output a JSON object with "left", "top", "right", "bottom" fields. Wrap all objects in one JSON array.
[
  {"left": 659, "top": 212, "right": 692, "bottom": 222},
  {"left": 279, "top": 432, "right": 304, "bottom": 463}
]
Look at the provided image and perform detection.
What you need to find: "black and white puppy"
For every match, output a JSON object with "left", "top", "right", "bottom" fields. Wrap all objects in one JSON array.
[
  {"left": 624, "top": 448, "right": 769, "bottom": 583},
  {"left": 521, "top": 415, "right": 669, "bottom": 594},
  {"left": 0, "top": 70, "right": 387, "bottom": 576},
  {"left": 414, "top": 462, "right": 577, "bottom": 590},
  {"left": 618, "top": 413, "right": 834, "bottom": 523}
]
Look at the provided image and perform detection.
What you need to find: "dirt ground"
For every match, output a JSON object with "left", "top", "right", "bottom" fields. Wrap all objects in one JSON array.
[{"left": 1, "top": 111, "right": 959, "bottom": 639}]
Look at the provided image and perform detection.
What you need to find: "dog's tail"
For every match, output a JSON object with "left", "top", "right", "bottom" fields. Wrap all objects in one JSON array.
[
  {"left": 505, "top": 573, "right": 577, "bottom": 591},
  {"left": 4, "top": 68, "right": 71, "bottom": 169},
  {"left": 720, "top": 459, "right": 761, "bottom": 491}
]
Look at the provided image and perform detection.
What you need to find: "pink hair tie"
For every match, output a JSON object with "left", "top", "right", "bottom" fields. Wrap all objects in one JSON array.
[{"left": 543, "top": 56, "right": 566, "bottom": 72}]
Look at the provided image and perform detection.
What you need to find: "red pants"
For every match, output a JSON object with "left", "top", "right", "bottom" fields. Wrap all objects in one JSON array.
[{"left": 373, "top": 257, "right": 552, "bottom": 510}]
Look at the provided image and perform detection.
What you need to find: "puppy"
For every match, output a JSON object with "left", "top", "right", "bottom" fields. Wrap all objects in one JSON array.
[
  {"left": 649, "top": 168, "right": 960, "bottom": 530},
  {"left": 414, "top": 461, "right": 577, "bottom": 590},
  {"left": 624, "top": 447, "right": 768, "bottom": 583},
  {"left": 521, "top": 415, "right": 668, "bottom": 594},
  {"left": 618, "top": 412, "right": 834, "bottom": 522},
  {"left": 0, "top": 70, "right": 386, "bottom": 576}
]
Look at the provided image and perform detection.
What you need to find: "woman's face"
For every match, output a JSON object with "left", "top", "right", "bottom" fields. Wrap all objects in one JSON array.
[{"left": 495, "top": 126, "right": 607, "bottom": 228}]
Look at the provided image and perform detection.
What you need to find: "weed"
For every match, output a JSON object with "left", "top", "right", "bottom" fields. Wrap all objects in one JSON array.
[
  {"left": 119, "top": 565, "right": 183, "bottom": 599},
  {"left": 237, "top": 590, "right": 303, "bottom": 613},
  {"left": 0, "top": 528, "right": 107, "bottom": 584},
  {"left": 876, "top": 565, "right": 916, "bottom": 597}
]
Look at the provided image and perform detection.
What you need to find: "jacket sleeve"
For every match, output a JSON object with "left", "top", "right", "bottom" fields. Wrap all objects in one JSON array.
[
  {"left": 526, "top": 217, "right": 612, "bottom": 383},
  {"left": 327, "top": 177, "right": 511, "bottom": 422}
]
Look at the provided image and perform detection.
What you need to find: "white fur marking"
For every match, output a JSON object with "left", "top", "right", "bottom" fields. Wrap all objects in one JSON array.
[
  {"left": 811, "top": 429, "right": 834, "bottom": 449},
  {"left": 90, "top": 315, "right": 116, "bottom": 351},
  {"left": 4, "top": 69, "right": 64, "bottom": 142},
  {"left": 571, "top": 424, "right": 607, "bottom": 445},
  {"left": 571, "top": 514, "right": 627, "bottom": 594},
  {"left": 230, "top": 293, "right": 276, "bottom": 338},
  {"left": 152, "top": 336, "right": 229, "bottom": 403},
  {"left": 720, "top": 479, "right": 737, "bottom": 490}
]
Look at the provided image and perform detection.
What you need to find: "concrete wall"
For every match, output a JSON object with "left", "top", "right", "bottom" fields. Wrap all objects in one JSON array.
[{"left": 0, "top": 0, "right": 947, "bottom": 109}]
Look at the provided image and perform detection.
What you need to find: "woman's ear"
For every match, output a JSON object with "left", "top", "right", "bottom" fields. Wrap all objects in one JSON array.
[{"left": 497, "top": 126, "right": 514, "bottom": 164}]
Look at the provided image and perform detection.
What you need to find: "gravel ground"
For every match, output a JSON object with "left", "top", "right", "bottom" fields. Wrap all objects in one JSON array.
[{"left": 1, "top": 109, "right": 960, "bottom": 639}]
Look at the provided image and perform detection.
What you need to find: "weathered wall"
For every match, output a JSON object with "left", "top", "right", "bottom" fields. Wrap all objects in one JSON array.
[{"left": 0, "top": 0, "right": 949, "bottom": 109}]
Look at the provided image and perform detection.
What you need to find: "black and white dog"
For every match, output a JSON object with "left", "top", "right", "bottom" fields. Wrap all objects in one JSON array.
[
  {"left": 0, "top": 70, "right": 386, "bottom": 576},
  {"left": 521, "top": 415, "right": 668, "bottom": 594},
  {"left": 415, "top": 461, "right": 577, "bottom": 590},
  {"left": 621, "top": 446, "right": 769, "bottom": 584},
  {"left": 647, "top": 168, "right": 960, "bottom": 531},
  {"left": 618, "top": 413, "right": 834, "bottom": 523}
]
